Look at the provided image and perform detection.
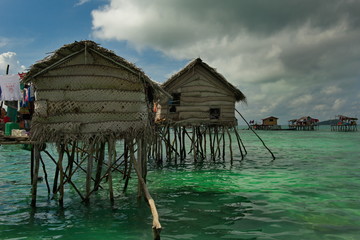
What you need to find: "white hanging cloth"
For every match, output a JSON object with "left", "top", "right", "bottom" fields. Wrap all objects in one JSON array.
[{"left": 0, "top": 74, "right": 22, "bottom": 101}]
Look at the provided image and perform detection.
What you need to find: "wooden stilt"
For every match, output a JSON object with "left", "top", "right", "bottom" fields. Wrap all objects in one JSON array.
[
  {"left": 39, "top": 154, "right": 51, "bottom": 195},
  {"left": 181, "top": 127, "right": 186, "bottom": 160},
  {"left": 94, "top": 142, "right": 105, "bottom": 191},
  {"left": 123, "top": 156, "right": 132, "bottom": 193},
  {"left": 192, "top": 126, "right": 197, "bottom": 162},
  {"left": 233, "top": 127, "right": 244, "bottom": 160},
  {"left": 174, "top": 127, "right": 178, "bottom": 164},
  {"left": 31, "top": 144, "right": 41, "bottom": 207},
  {"left": 226, "top": 127, "right": 234, "bottom": 164},
  {"left": 137, "top": 138, "right": 143, "bottom": 199},
  {"left": 222, "top": 126, "right": 226, "bottom": 161},
  {"left": 67, "top": 141, "right": 76, "bottom": 181},
  {"left": 85, "top": 142, "right": 94, "bottom": 203},
  {"left": 108, "top": 139, "right": 115, "bottom": 202},
  {"left": 30, "top": 145, "right": 34, "bottom": 185},
  {"left": 209, "top": 127, "right": 214, "bottom": 161},
  {"left": 215, "top": 127, "right": 221, "bottom": 159},
  {"left": 57, "top": 144, "right": 65, "bottom": 206}
]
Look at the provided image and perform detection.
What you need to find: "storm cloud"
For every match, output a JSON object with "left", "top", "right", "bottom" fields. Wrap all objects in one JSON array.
[{"left": 91, "top": 0, "right": 360, "bottom": 123}]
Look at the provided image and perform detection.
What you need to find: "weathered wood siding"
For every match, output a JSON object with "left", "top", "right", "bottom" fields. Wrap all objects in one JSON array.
[
  {"left": 263, "top": 118, "right": 278, "bottom": 126},
  {"left": 161, "top": 64, "right": 236, "bottom": 125},
  {"left": 32, "top": 50, "right": 148, "bottom": 138}
]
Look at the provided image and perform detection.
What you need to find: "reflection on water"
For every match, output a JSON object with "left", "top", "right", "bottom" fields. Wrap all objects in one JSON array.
[{"left": 1, "top": 129, "right": 360, "bottom": 239}]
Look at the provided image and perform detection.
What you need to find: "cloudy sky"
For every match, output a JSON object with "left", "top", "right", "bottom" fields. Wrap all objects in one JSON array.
[{"left": 1, "top": 0, "right": 359, "bottom": 124}]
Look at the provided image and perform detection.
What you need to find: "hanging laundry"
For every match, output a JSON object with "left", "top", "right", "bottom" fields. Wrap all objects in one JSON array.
[{"left": 0, "top": 74, "right": 22, "bottom": 101}]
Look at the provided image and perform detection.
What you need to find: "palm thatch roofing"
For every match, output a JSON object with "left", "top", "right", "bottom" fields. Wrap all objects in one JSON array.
[
  {"left": 22, "top": 40, "right": 167, "bottom": 98},
  {"left": 162, "top": 58, "right": 246, "bottom": 102}
]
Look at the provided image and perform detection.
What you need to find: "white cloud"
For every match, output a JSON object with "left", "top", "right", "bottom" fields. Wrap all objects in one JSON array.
[
  {"left": 333, "top": 98, "right": 346, "bottom": 111},
  {"left": 91, "top": 0, "right": 360, "bottom": 122},
  {"left": 0, "top": 37, "right": 11, "bottom": 48},
  {"left": 321, "top": 86, "right": 342, "bottom": 95},
  {"left": 75, "top": 0, "right": 91, "bottom": 6},
  {"left": 0, "top": 52, "right": 26, "bottom": 74},
  {"left": 290, "top": 94, "right": 313, "bottom": 107},
  {"left": 314, "top": 104, "right": 328, "bottom": 111}
]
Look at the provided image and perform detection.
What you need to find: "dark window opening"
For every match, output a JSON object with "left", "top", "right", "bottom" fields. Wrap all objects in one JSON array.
[
  {"left": 169, "top": 106, "right": 177, "bottom": 113},
  {"left": 171, "top": 93, "right": 181, "bottom": 106},
  {"left": 210, "top": 108, "right": 220, "bottom": 119}
]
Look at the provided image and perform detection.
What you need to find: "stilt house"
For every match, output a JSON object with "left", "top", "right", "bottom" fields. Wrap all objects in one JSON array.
[
  {"left": 288, "top": 116, "right": 319, "bottom": 130},
  {"left": 152, "top": 58, "right": 248, "bottom": 163},
  {"left": 22, "top": 40, "right": 162, "bottom": 237},
  {"left": 252, "top": 116, "right": 281, "bottom": 130},
  {"left": 331, "top": 115, "right": 357, "bottom": 132},
  {"left": 22, "top": 40, "right": 163, "bottom": 143},
  {"left": 157, "top": 58, "right": 246, "bottom": 126},
  {"left": 262, "top": 116, "right": 278, "bottom": 126}
]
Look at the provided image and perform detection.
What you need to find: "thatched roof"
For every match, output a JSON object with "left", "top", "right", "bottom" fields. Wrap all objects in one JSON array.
[
  {"left": 22, "top": 40, "right": 168, "bottom": 98},
  {"left": 162, "top": 58, "right": 246, "bottom": 102}
]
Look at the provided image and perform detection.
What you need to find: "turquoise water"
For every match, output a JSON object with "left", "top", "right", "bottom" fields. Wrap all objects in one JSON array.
[{"left": 1, "top": 127, "right": 360, "bottom": 239}]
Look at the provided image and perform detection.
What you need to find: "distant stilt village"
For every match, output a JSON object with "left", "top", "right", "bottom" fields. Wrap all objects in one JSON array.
[
  {"left": 250, "top": 115, "right": 357, "bottom": 132},
  {"left": 0, "top": 40, "right": 358, "bottom": 239}
]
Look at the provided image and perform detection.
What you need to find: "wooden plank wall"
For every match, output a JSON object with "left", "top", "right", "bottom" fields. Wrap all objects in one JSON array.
[
  {"left": 32, "top": 50, "right": 147, "bottom": 136},
  {"left": 161, "top": 65, "right": 236, "bottom": 124}
]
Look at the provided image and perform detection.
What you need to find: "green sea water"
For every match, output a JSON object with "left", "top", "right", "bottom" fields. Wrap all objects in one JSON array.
[{"left": 1, "top": 126, "right": 359, "bottom": 240}]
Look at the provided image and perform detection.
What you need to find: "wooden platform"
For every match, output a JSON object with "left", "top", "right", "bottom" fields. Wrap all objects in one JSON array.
[{"left": 0, "top": 131, "right": 32, "bottom": 145}]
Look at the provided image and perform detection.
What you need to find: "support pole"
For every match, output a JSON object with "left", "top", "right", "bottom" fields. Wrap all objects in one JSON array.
[
  {"left": 85, "top": 142, "right": 94, "bottom": 203},
  {"left": 31, "top": 144, "right": 40, "bottom": 207},
  {"left": 226, "top": 127, "right": 234, "bottom": 164},
  {"left": 108, "top": 139, "right": 115, "bottom": 202},
  {"left": 58, "top": 144, "right": 65, "bottom": 206}
]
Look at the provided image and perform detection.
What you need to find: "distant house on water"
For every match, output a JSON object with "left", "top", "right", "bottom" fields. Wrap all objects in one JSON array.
[
  {"left": 288, "top": 116, "right": 319, "bottom": 130},
  {"left": 251, "top": 116, "right": 281, "bottom": 130},
  {"left": 331, "top": 115, "right": 357, "bottom": 132}
]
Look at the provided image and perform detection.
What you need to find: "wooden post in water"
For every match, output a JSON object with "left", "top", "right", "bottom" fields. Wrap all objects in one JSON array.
[
  {"left": 85, "top": 142, "right": 94, "bottom": 203},
  {"left": 108, "top": 139, "right": 115, "bottom": 202},
  {"left": 226, "top": 127, "right": 234, "bottom": 164},
  {"left": 57, "top": 144, "right": 65, "bottom": 206},
  {"left": 129, "top": 142, "right": 162, "bottom": 240},
  {"left": 31, "top": 144, "right": 41, "bottom": 207}
]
